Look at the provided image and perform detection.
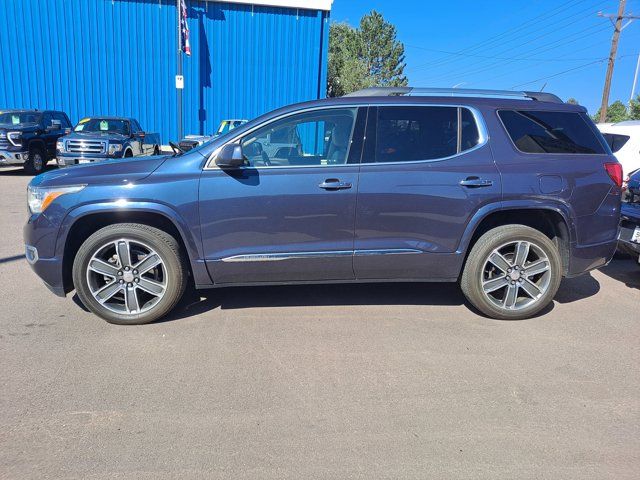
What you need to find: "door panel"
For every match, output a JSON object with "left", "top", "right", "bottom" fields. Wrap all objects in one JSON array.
[
  {"left": 199, "top": 166, "right": 359, "bottom": 283},
  {"left": 199, "top": 106, "right": 365, "bottom": 284},
  {"left": 354, "top": 105, "right": 500, "bottom": 280}
]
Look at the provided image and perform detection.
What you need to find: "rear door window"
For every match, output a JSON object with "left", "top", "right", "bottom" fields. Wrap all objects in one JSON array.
[
  {"left": 373, "top": 106, "right": 481, "bottom": 163},
  {"left": 498, "top": 110, "right": 606, "bottom": 154}
]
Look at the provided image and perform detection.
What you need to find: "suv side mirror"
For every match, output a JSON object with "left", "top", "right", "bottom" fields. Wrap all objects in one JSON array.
[{"left": 215, "top": 143, "right": 245, "bottom": 168}]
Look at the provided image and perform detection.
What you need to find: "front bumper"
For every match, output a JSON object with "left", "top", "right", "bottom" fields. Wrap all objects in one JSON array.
[
  {"left": 0, "top": 149, "right": 27, "bottom": 166},
  {"left": 24, "top": 214, "right": 67, "bottom": 297},
  {"left": 57, "top": 155, "right": 108, "bottom": 167}
]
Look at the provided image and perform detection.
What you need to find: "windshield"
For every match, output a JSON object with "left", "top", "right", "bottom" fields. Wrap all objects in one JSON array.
[
  {"left": 75, "top": 118, "right": 130, "bottom": 135},
  {"left": 0, "top": 111, "right": 41, "bottom": 125}
]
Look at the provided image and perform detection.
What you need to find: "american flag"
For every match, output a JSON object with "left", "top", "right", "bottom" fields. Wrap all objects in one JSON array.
[{"left": 180, "top": 0, "right": 191, "bottom": 56}]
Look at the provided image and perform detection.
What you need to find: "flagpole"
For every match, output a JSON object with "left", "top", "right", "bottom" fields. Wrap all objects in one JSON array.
[{"left": 176, "top": 0, "right": 183, "bottom": 141}]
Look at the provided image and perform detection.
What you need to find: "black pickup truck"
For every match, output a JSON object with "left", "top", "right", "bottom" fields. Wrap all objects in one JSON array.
[{"left": 0, "top": 110, "right": 72, "bottom": 174}]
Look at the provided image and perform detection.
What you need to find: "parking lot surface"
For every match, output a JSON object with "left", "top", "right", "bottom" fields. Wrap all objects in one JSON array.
[{"left": 1, "top": 167, "right": 639, "bottom": 479}]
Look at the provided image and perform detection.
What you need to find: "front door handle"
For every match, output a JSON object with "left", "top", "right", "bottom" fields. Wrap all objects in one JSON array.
[
  {"left": 460, "top": 177, "right": 493, "bottom": 188},
  {"left": 319, "top": 179, "right": 352, "bottom": 190}
]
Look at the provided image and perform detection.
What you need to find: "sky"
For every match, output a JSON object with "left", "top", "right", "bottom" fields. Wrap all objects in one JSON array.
[{"left": 331, "top": 0, "right": 640, "bottom": 115}]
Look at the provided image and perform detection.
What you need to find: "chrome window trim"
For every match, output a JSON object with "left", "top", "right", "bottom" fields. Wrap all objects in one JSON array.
[
  {"left": 204, "top": 103, "right": 489, "bottom": 170},
  {"left": 218, "top": 248, "right": 423, "bottom": 263}
]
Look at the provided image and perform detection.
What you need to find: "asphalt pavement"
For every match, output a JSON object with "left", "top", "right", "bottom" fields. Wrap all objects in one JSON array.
[{"left": 1, "top": 166, "right": 638, "bottom": 479}]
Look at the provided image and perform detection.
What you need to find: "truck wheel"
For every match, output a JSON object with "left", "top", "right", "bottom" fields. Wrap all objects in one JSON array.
[
  {"left": 461, "top": 225, "right": 562, "bottom": 320},
  {"left": 72, "top": 223, "right": 188, "bottom": 325},
  {"left": 154, "top": 146, "right": 160, "bottom": 155},
  {"left": 124, "top": 149, "right": 133, "bottom": 158},
  {"left": 25, "top": 147, "right": 45, "bottom": 174}
]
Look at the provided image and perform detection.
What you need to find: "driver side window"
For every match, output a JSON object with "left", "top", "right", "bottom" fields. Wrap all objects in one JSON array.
[{"left": 240, "top": 108, "right": 357, "bottom": 167}]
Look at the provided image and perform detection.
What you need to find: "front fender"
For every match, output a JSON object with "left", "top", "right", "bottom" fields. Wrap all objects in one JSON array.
[
  {"left": 456, "top": 199, "right": 577, "bottom": 254},
  {"left": 55, "top": 200, "right": 210, "bottom": 286}
]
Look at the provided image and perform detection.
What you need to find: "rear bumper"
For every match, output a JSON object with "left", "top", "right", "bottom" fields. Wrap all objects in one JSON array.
[
  {"left": 0, "top": 149, "right": 27, "bottom": 166},
  {"left": 566, "top": 239, "right": 618, "bottom": 277}
]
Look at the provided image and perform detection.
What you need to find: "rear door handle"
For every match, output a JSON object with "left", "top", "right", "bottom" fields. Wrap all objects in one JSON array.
[
  {"left": 319, "top": 179, "right": 352, "bottom": 190},
  {"left": 460, "top": 177, "right": 493, "bottom": 188}
]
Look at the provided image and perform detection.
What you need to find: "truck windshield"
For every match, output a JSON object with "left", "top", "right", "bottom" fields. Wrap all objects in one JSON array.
[
  {"left": 75, "top": 119, "right": 130, "bottom": 135},
  {"left": 0, "top": 111, "right": 41, "bottom": 125}
]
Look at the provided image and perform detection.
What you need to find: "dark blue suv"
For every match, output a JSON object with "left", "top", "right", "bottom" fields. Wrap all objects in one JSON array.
[{"left": 24, "top": 88, "right": 622, "bottom": 324}]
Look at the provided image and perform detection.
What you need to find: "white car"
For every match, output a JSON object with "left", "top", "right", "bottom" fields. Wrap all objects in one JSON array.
[{"left": 597, "top": 121, "right": 640, "bottom": 176}]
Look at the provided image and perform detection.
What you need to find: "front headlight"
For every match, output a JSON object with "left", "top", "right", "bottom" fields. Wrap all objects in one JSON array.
[
  {"left": 108, "top": 143, "right": 123, "bottom": 155},
  {"left": 27, "top": 185, "right": 86, "bottom": 214},
  {"left": 7, "top": 131, "right": 22, "bottom": 146},
  {"left": 56, "top": 140, "right": 64, "bottom": 152}
]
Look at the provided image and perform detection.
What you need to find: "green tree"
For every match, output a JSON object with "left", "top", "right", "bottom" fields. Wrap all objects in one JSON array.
[
  {"left": 566, "top": 98, "right": 579, "bottom": 105},
  {"left": 629, "top": 95, "right": 640, "bottom": 120},
  {"left": 593, "top": 100, "right": 630, "bottom": 123},
  {"left": 327, "top": 11, "right": 407, "bottom": 97},
  {"left": 327, "top": 23, "right": 370, "bottom": 97}
]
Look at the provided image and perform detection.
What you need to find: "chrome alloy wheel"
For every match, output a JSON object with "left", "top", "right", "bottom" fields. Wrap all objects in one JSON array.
[
  {"left": 32, "top": 152, "right": 43, "bottom": 171},
  {"left": 480, "top": 240, "right": 551, "bottom": 311},
  {"left": 86, "top": 239, "right": 167, "bottom": 315}
]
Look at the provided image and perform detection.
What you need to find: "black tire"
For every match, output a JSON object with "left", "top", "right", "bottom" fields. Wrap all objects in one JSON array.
[
  {"left": 154, "top": 146, "right": 160, "bottom": 156},
  {"left": 72, "top": 223, "right": 188, "bottom": 325},
  {"left": 461, "top": 225, "right": 562, "bottom": 320},
  {"left": 24, "top": 146, "right": 46, "bottom": 174},
  {"left": 124, "top": 149, "right": 133, "bottom": 158}
]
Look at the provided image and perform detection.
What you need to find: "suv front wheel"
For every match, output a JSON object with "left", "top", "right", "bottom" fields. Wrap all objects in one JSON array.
[
  {"left": 461, "top": 225, "right": 562, "bottom": 320},
  {"left": 72, "top": 223, "right": 187, "bottom": 324}
]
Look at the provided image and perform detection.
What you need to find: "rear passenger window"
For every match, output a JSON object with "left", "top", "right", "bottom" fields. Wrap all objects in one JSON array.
[
  {"left": 374, "top": 106, "right": 481, "bottom": 163},
  {"left": 498, "top": 110, "right": 606, "bottom": 154}
]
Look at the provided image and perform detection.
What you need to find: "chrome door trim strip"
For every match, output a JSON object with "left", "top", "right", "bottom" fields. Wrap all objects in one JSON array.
[
  {"left": 219, "top": 250, "right": 353, "bottom": 262},
  {"left": 354, "top": 248, "right": 422, "bottom": 256},
  {"left": 218, "top": 248, "right": 422, "bottom": 263}
]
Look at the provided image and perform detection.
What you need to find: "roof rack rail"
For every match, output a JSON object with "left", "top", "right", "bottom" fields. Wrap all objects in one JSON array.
[{"left": 343, "top": 87, "right": 563, "bottom": 104}]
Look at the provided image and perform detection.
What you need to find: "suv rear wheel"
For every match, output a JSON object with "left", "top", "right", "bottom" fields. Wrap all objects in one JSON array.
[
  {"left": 72, "top": 223, "right": 187, "bottom": 325},
  {"left": 461, "top": 225, "right": 562, "bottom": 320}
]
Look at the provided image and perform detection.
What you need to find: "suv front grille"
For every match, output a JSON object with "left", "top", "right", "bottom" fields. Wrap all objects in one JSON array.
[
  {"left": 66, "top": 139, "right": 106, "bottom": 154},
  {"left": 0, "top": 133, "right": 9, "bottom": 149}
]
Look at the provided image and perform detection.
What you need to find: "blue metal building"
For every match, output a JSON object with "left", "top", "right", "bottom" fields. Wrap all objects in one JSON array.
[{"left": 0, "top": 0, "right": 332, "bottom": 143}]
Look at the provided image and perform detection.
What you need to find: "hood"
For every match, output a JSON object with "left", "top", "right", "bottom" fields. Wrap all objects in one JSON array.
[
  {"left": 31, "top": 155, "right": 169, "bottom": 188},
  {"left": 64, "top": 131, "right": 129, "bottom": 142}
]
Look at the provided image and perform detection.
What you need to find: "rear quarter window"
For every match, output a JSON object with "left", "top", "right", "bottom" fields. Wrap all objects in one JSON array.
[{"left": 498, "top": 110, "right": 606, "bottom": 154}]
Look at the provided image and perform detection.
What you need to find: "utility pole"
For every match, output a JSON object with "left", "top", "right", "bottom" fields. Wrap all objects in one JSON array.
[
  {"left": 176, "top": 0, "right": 184, "bottom": 141},
  {"left": 597, "top": 1, "right": 639, "bottom": 123}
]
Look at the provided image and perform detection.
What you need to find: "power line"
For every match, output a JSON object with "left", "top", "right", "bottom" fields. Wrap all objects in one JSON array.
[
  {"left": 510, "top": 52, "right": 638, "bottom": 89},
  {"left": 414, "top": 22, "right": 611, "bottom": 85},
  {"left": 414, "top": 0, "right": 603, "bottom": 71}
]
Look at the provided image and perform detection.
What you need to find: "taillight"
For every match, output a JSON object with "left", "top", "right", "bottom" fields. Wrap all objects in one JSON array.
[{"left": 604, "top": 162, "right": 623, "bottom": 188}]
